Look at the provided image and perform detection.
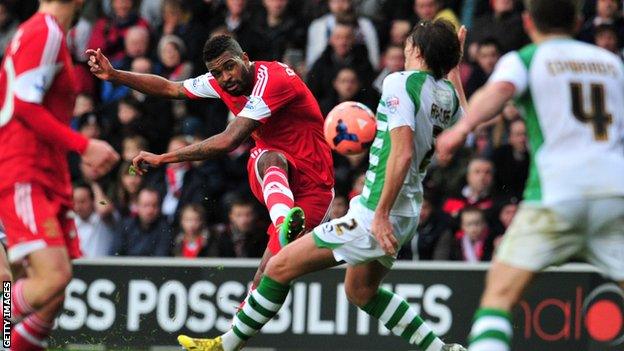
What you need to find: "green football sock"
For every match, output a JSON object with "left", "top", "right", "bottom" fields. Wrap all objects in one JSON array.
[
  {"left": 468, "top": 308, "right": 512, "bottom": 351},
  {"left": 361, "top": 288, "right": 445, "bottom": 351},
  {"left": 221, "top": 275, "right": 290, "bottom": 351}
]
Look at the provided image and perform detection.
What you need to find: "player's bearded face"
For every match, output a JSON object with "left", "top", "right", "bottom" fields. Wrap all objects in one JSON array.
[{"left": 208, "top": 52, "right": 253, "bottom": 96}]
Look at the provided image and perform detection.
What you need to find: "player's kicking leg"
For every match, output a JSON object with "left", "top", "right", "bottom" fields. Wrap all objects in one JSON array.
[
  {"left": 256, "top": 151, "right": 305, "bottom": 247},
  {"left": 179, "top": 233, "right": 335, "bottom": 351},
  {"left": 11, "top": 294, "right": 65, "bottom": 351},
  {"left": 179, "top": 233, "right": 464, "bottom": 351},
  {"left": 247, "top": 150, "right": 306, "bottom": 290}
]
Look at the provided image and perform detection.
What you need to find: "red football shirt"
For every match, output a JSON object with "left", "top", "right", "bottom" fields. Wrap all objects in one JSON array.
[
  {"left": 0, "top": 13, "right": 88, "bottom": 202},
  {"left": 183, "top": 61, "right": 334, "bottom": 190}
]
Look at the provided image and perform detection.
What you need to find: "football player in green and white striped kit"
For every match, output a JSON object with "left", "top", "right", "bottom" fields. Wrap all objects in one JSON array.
[
  {"left": 178, "top": 20, "right": 467, "bottom": 351},
  {"left": 437, "top": 1, "right": 624, "bottom": 351}
]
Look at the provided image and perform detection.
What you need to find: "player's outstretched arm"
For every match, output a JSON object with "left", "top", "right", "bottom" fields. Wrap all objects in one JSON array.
[
  {"left": 448, "top": 25, "right": 469, "bottom": 112},
  {"left": 131, "top": 117, "right": 260, "bottom": 174},
  {"left": 436, "top": 81, "right": 515, "bottom": 164},
  {"left": 86, "top": 48, "right": 188, "bottom": 100},
  {"left": 371, "top": 126, "right": 414, "bottom": 256}
]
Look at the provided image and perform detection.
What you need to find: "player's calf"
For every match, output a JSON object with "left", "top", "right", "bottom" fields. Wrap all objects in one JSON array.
[
  {"left": 468, "top": 262, "right": 534, "bottom": 351},
  {"left": 344, "top": 281, "right": 378, "bottom": 307},
  {"left": 12, "top": 248, "right": 73, "bottom": 320}
]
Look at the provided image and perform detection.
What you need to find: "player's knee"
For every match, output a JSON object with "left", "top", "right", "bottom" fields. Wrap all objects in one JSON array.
[
  {"left": 0, "top": 266, "right": 11, "bottom": 284},
  {"left": 43, "top": 265, "right": 73, "bottom": 298},
  {"left": 258, "top": 152, "right": 288, "bottom": 176},
  {"left": 345, "top": 283, "right": 377, "bottom": 307},
  {"left": 264, "top": 253, "right": 292, "bottom": 283}
]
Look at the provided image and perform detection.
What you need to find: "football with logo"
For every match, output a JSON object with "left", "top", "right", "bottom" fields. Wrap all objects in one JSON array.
[{"left": 324, "top": 101, "right": 376, "bottom": 155}]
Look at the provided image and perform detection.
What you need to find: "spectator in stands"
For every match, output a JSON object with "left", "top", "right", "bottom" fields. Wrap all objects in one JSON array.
[
  {"left": 424, "top": 146, "right": 473, "bottom": 203},
  {"left": 70, "top": 112, "right": 105, "bottom": 181},
  {"left": 579, "top": 0, "right": 624, "bottom": 48},
  {"left": 319, "top": 67, "right": 379, "bottom": 115},
  {"left": 307, "top": 19, "right": 375, "bottom": 102},
  {"left": 113, "top": 187, "right": 173, "bottom": 256},
  {"left": 157, "top": 35, "right": 193, "bottom": 81},
  {"left": 594, "top": 24, "right": 623, "bottom": 57},
  {"left": 329, "top": 195, "right": 349, "bottom": 220},
  {"left": 100, "top": 26, "right": 149, "bottom": 106},
  {"left": 442, "top": 157, "right": 495, "bottom": 218},
  {"left": 373, "top": 45, "right": 406, "bottom": 94},
  {"left": 88, "top": 0, "right": 150, "bottom": 62},
  {"left": 158, "top": 0, "right": 210, "bottom": 76},
  {"left": 128, "top": 57, "right": 175, "bottom": 152},
  {"left": 491, "top": 119, "right": 529, "bottom": 199},
  {"left": 104, "top": 96, "right": 157, "bottom": 152},
  {"left": 114, "top": 161, "right": 144, "bottom": 217},
  {"left": 73, "top": 182, "right": 118, "bottom": 257},
  {"left": 0, "top": 2, "right": 18, "bottom": 60},
  {"left": 449, "top": 207, "right": 493, "bottom": 262},
  {"left": 144, "top": 136, "right": 208, "bottom": 227},
  {"left": 490, "top": 101, "right": 522, "bottom": 148},
  {"left": 388, "top": 19, "right": 412, "bottom": 47},
  {"left": 211, "top": 0, "right": 264, "bottom": 59},
  {"left": 413, "top": 0, "right": 461, "bottom": 30},
  {"left": 76, "top": 113, "right": 102, "bottom": 140},
  {"left": 140, "top": 0, "right": 163, "bottom": 27},
  {"left": 111, "top": 25, "right": 149, "bottom": 71},
  {"left": 489, "top": 197, "right": 519, "bottom": 249},
  {"left": 469, "top": 0, "right": 529, "bottom": 57},
  {"left": 252, "top": 0, "right": 306, "bottom": 61},
  {"left": 465, "top": 38, "right": 501, "bottom": 98},
  {"left": 121, "top": 135, "right": 148, "bottom": 162},
  {"left": 215, "top": 198, "right": 267, "bottom": 258},
  {"left": 306, "top": 0, "right": 379, "bottom": 68},
  {"left": 415, "top": 195, "right": 454, "bottom": 260},
  {"left": 173, "top": 204, "right": 235, "bottom": 258},
  {"left": 471, "top": 127, "right": 493, "bottom": 158},
  {"left": 72, "top": 93, "right": 95, "bottom": 126}
]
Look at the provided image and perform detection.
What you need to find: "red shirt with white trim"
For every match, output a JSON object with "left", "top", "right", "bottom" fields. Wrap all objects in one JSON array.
[
  {"left": 0, "top": 13, "right": 87, "bottom": 202},
  {"left": 183, "top": 61, "right": 334, "bottom": 190}
]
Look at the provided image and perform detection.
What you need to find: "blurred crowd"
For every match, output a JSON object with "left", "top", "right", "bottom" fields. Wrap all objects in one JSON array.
[{"left": 0, "top": 0, "right": 622, "bottom": 262}]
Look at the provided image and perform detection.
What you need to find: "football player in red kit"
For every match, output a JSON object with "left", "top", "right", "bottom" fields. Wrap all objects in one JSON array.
[
  {"left": 87, "top": 35, "right": 334, "bottom": 286},
  {"left": 0, "top": 1, "right": 119, "bottom": 350}
]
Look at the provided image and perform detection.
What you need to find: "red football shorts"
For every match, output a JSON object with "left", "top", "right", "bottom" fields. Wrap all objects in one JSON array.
[
  {"left": 0, "top": 183, "right": 82, "bottom": 263},
  {"left": 247, "top": 147, "right": 334, "bottom": 254}
]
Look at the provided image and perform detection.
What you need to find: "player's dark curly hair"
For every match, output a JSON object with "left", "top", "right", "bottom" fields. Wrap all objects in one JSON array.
[
  {"left": 202, "top": 35, "right": 244, "bottom": 64},
  {"left": 408, "top": 20, "right": 461, "bottom": 80},
  {"left": 524, "top": 0, "right": 579, "bottom": 35}
]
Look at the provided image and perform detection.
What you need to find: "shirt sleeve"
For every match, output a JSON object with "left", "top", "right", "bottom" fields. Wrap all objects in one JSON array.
[
  {"left": 488, "top": 51, "right": 529, "bottom": 98},
  {"left": 379, "top": 73, "right": 416, "bottom": 131},
  {"left": 182, "top": 73, "right": 220, "bottom": 99},
  {"left": 237, "top": 63, "right": 298, "bottom": 123},
  {"left": 11, "top": 21, "right": 63, "bottom": 105}
]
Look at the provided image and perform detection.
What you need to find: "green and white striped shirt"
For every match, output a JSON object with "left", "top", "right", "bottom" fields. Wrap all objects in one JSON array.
[
  {"left": 360, "top": 71, "right": 462, "bottom": 216},
  {"left": 490, "top": 39, "right": 624, "bottom": 204}
]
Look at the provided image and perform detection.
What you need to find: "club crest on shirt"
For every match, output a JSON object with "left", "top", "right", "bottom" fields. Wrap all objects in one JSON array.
[
  {"left": 191, "top": 77, "right": 202, "bottom": 89},
  {"left": 43, "top": 218, "right": 61, "bottom": 238},
  {"left": 385, "top": 95, "right": 400, "bottom": 113},
  {"left": 245, "top": 96, "right": 262, "bottom": 110}
]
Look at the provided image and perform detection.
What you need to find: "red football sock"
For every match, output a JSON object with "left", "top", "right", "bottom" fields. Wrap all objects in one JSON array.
[
  {"left": 11, "top": 279, "right": 35, "bottom": 322},
  {"left": 11, "top": 314, "right": 51, "bottom": 351},
  {"left": 262, "top": 166, "right": 294, "bottom": 227}
]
